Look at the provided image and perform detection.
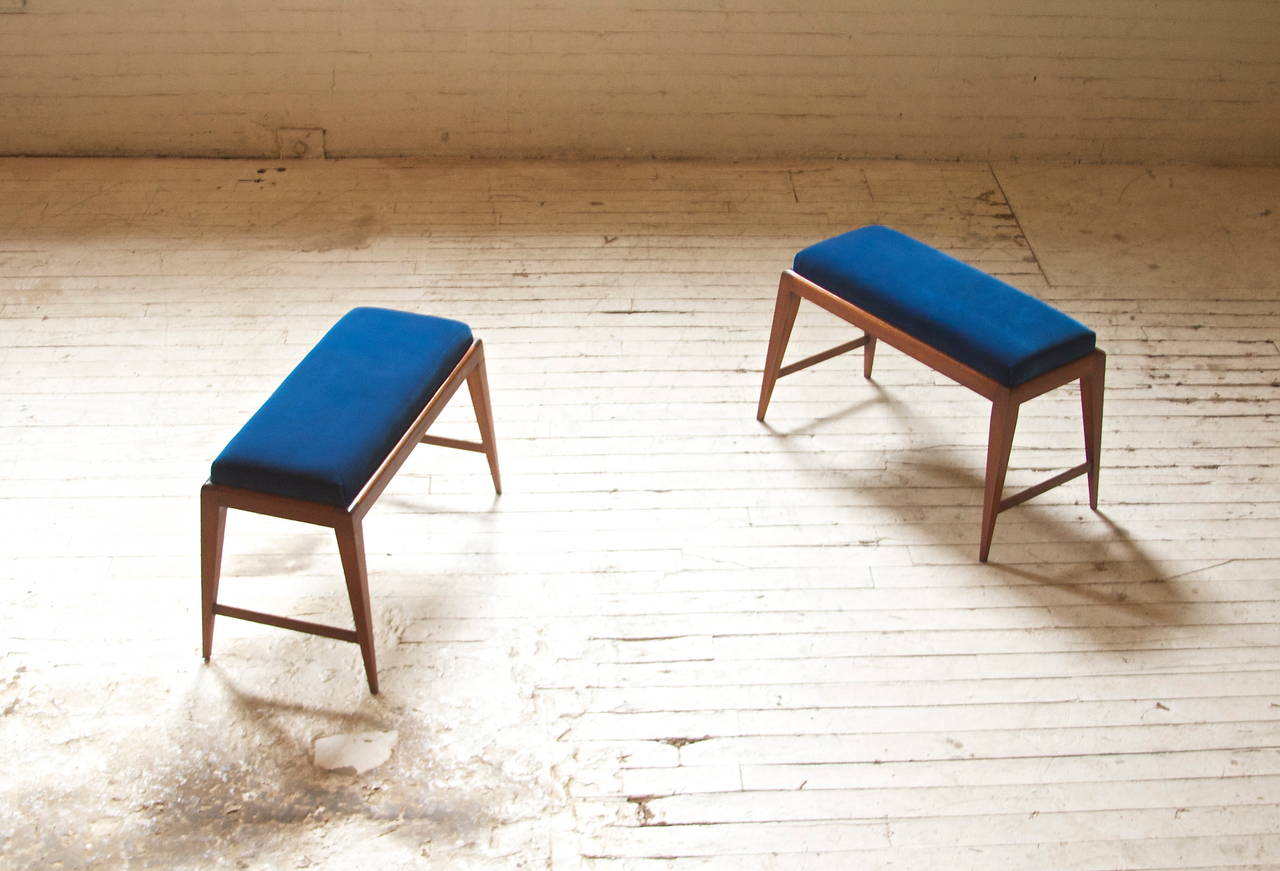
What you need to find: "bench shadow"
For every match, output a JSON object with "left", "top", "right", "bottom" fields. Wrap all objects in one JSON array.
[
  {"left": 761, "top": 382, "right": 900, "bottom": 436},
  {"left": 758, "top": 387, "right": 1196, "bottom": 633},
  {"left": 989, "top": 511, "right": 1192, "bottom": 631},
  {"left": 200, "top": 663, "right": 387, "bottom": 728}
]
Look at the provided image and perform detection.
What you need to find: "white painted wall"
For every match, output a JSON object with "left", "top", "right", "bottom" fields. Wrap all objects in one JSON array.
[{"left": 2, "top": 0, "right": 1277, "bottom": 163}]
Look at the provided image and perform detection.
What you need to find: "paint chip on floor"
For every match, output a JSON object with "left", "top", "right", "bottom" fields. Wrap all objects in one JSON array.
[{"left": 313, "top": 730, "right": 398, "bottom": 775}]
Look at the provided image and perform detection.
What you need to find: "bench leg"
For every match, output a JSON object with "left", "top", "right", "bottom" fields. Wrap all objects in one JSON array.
[
  {"left": 980, "top": 396, "right": 1020, "bottom": 563},
  {"left": 757, "top": 277, "right": 801, "bottom": 421},
  {"left": 468, "top": 345, "right": 502, "bottom": 495},
  {"left": 200, "top": 485, "right": 227, "bottom": 662},
  {"left": 863, "top": 335, "right": 877, "bottom": 379},
  {"left": 1081, "top": 352, "right": 1106, "bottom": 510},
  {"left": 335, "top": 517, "right": 379, "bottom": 694}
]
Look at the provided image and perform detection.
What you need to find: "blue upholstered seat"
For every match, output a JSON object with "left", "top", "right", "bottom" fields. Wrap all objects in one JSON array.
[
  {"left": 793, "top": 225, "right": 1095, "bottom": 386},
  {"left": 211, "top": 307, "right": 473, "bottom": 506}
]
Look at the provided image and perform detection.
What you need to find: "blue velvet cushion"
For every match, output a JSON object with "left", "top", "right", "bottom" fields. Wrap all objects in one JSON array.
[
  {"left": 211, "top": 307, "right": 473, "bottom": 506},
  {"left": 793, "top": 225, "right": 1095, "bottom": 386}
]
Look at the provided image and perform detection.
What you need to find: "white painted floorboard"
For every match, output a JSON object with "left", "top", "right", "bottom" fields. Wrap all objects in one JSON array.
[{"left": 1, "top": 158, "right": 1278, "bottom": 869}]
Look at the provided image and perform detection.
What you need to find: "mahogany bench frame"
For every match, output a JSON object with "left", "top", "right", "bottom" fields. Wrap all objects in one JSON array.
[
  {"left": 757, "top": 269, "right": 1105, "bottom": 562},
  {"left": 201, "top": 339, "right": 501, "bottom": 694}
]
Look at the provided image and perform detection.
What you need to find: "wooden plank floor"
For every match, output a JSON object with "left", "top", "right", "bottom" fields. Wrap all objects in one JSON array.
[{"left": 1, "top": 157, "right": 1278, "bottom": 870}]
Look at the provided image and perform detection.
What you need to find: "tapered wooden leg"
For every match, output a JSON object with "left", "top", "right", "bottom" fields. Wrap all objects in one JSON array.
[
  {"left": 200, "top": 484, "right": 227, "bottom": 662},
  {"left": 1080, "top": 350, "right": 1106, "bottom": 510},
  {"left": 757, "top": 275, "right": 802, "bottom": 421},
  {"left": 980, "top": 396, "right": 1020, "bottom": 563},
  {"left": 863, "top": 335, "right": 877, "bottom": 378},
  {"left": 467, "top": 343, "right": 502, "bottom": 495},
  {"left": 335, "top": 517, "right": 379, "bottom": 694}
]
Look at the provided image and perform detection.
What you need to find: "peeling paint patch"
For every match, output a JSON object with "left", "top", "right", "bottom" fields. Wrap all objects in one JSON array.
[{"left": 314, "top": 731, "right": 398, "bottom": 775}]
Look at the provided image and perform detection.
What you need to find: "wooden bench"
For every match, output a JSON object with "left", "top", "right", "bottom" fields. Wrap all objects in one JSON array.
[
  {"left": 200, "top": 307, "right": 501, "bottom": 693},
  {"left": 757, "top": 225, "right": 1105, "bottom": 561}
]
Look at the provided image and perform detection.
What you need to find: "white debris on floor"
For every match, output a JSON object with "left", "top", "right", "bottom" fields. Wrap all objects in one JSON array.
[{"left": 313, "top": 731, "right": 399, "bottom": 775}]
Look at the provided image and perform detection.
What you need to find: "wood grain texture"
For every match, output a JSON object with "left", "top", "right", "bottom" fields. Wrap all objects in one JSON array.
[{"left": 0, "top": 2, "right": 1278, "bottom": 162}]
